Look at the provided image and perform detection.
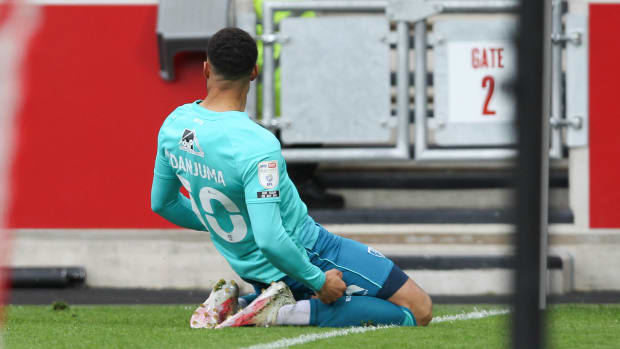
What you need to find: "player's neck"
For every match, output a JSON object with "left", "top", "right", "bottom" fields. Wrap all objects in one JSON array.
[{"left": 200, "top": 86, "right": 247, "bottom": 113}]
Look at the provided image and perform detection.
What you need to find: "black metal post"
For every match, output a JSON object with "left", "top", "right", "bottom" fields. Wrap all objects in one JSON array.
[{"left": 513, "top": 0, "right": 549, "bottom": 348}]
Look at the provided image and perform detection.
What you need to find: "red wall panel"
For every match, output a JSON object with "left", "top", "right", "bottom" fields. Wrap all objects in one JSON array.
[
  {"left": 9, "top": 6, "right": 206, "bottom": 228},
  {"left": 590, "top": 4, "right": 620, "bottom": 228}
]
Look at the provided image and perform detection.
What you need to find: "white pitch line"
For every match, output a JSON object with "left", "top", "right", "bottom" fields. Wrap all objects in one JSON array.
[
  {"left": 241, "top": 308, "right": 510, "bottom": 349},
  {"left": 431, "top": 308, "right": 511, "bottom": 323},
  {"left": 241, "top": 325, "right": 395, "bottom": 349}
]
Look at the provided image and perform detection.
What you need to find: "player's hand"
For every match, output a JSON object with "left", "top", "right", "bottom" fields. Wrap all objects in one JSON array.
[{"left": 316, "top": 269, "right": 346, "bottom": 304}]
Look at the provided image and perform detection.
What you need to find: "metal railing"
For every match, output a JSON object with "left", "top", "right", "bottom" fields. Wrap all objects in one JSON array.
[{"left": 260, "top": 0, "right": 580, "bottom": 162}]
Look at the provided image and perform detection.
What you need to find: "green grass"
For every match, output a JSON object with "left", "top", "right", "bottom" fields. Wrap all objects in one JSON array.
[{"left": 2, "top": 304, "right": 619, "bottom": 348}]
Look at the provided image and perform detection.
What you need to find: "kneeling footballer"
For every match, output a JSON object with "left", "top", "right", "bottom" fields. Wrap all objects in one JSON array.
[{"left": 151, "top": 28, "right": 432, "bottom": 328}]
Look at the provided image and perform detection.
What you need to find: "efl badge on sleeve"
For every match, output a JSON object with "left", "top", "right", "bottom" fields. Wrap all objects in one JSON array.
[{"left": 258, "top": 160, "right": 279, "bottom": 189}]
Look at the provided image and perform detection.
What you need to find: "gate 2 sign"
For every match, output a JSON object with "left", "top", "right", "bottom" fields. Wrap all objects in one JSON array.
[
  {"left": 433, "top": 19, "right": 518, "bottom": 147},
  {"left": 448, "top": 41, "right": 516, "bottom": 123}
]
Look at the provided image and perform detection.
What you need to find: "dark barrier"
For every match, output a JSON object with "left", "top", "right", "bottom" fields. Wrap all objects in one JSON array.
[
  {"left": 389, "top": 255, "right": 563, "bottom": 271},
  {"left": 9, "top": 267, "right": 86, "bottom": 288},
  {"left": 514, "top": 0, "right": 549, "bottom": 347}
]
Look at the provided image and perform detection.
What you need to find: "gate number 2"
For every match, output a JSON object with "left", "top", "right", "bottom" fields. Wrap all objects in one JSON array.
[{"left": 482, "top": 75, "right": 496, "bottom": 116}]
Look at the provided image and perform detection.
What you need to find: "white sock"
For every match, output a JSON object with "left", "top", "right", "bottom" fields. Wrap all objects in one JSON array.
[{"left": 276, "top": 300, "right": 311, "bottom": 325}]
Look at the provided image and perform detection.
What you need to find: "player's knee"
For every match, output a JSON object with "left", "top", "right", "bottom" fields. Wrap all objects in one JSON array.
[
  {"left": 389, "top": 279, "right": 433, "bottom": 326},
  {"left": 405, "top": 293, "right": 432, "bottom": 327},
  {"left": 414, "top": 294, "right": 432, "bottom": 327}
]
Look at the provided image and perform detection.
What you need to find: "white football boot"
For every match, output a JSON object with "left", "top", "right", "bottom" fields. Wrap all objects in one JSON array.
[
  {"left": 190, "top": 279, "right": 240, "bottom": 329},
  {"left": 215, "top": 281, "right": 295, "bottom": 328}
]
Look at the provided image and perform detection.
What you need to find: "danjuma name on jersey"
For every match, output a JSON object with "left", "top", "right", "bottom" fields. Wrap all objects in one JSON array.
[{"left": 166, "top": 151, "right": 226, "bottom": 186}]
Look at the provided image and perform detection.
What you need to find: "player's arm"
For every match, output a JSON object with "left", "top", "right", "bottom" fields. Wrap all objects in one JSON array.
[
  {"left": 247, "top": 201, "right": 325, "bottom": 291},
  {"left": 247, "top": 202, "right": 346, "bottom": 303},
  {"left": 150, "top": 149, "right": 206, "bottom": 231},
  {"left": 242, "top": 152, "right": 326, "bottom": 292}
]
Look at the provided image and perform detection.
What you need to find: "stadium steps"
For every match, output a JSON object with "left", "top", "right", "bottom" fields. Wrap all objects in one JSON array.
[
  {"left": 8, "top": 168, "right": 583, "bottom": 294},
  {"left": 14, "top": 227, "right": 615, "bottom": 294},
  {"left": 309, "top": 208, "right": 572, "bottom": 224},
  {"left": 311, "top": 168, "right": 571, "bottom": 224},
  {"left": 10, "top": 287, "right": 620, "bottom": 305},
  {"left": 315, "top": 168, "right": 568, "bottom": 189},
  {"left": 7, "top": 254, "right": 574, "bottom": 303}
]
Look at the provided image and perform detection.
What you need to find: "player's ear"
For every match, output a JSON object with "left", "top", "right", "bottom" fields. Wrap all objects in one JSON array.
[
  {"left": 203, "top": 61, "right": 211, "bottom": 79},
  {"left": 250, "top": 64, "right": 258, "bottom": 81}
]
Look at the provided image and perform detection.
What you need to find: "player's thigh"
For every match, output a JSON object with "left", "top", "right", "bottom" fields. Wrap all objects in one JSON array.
[
  {"left": 315, "top": 227, "right": 432, "bottom": 325},
  {"left": 336, "top": 237, "right": 395, "bottom": 295},
  {"left": 311, "top": 229, "right": 396, "bottom": 297}
]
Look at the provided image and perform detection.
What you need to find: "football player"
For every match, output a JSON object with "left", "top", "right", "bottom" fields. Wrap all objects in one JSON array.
[{"left": 151, "top": 28, "right": 432, "bottom": 328}]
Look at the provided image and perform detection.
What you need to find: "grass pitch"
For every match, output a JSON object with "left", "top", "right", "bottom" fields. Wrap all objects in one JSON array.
[{"left": 3, "top": 304, "right": 620, "bottom": 348}]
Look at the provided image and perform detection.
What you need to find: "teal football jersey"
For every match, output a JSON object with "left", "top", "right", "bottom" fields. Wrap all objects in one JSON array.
[{"left": 154, "top": 101, "right": 320, "bottom": 286}]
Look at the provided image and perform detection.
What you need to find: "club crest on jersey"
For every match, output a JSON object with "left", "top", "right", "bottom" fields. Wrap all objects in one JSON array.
[
  {"left": 179, "top": 129, "right": 204, "bottom": 157},
  {"left": 368, "top": 247, "right": 385, "bottom": 258},
  {"left": 258, "top": 160, "right": 279, "bottom": 189}
]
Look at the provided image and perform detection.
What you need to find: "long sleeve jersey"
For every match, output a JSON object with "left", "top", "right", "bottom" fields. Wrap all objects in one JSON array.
[{"left": 151, "top": 101, "right": 325, "bottom": 292}]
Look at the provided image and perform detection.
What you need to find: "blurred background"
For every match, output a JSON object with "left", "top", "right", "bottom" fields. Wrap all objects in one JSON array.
[{"left": 2, "top": 0, "right": 619, "bottom": 304}]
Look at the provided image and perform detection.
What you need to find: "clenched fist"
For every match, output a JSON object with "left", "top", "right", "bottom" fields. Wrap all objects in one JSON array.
[{"left": 315, "top": 269, "right": 346, "bottom": 304}]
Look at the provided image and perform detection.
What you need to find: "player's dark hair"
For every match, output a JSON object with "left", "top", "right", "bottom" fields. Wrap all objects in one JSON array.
[{"left": 207, "top": 28, "right": 258, "bottom": 80}]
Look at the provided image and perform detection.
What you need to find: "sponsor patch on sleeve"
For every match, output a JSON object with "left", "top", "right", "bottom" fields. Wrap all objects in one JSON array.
[
  {"left": 257, "top": 190, "right": 280, "bottom": 199},
  {"left": 258, "top": 160, "right": 279, "bottom": 189}
]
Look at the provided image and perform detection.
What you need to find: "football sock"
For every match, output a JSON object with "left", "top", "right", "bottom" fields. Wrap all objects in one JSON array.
[
  {"left": 238, "top": 297, "right": 248, "bottom": 308},
  {"left": 276, "top": 300, "right": 311, "bottom": 325},
  {"left": 309, "top": 296, "right": 417, "bottom": 327},
  {"left": 239, "top": 293, "right": 259, "bottom": 308}
]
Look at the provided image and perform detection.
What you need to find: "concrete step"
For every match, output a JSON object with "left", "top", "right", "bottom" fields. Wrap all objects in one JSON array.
[
  {"left": 317, "top": 169, "right": 568, "bottom": 189},
  {"left": 13, "top": 227, "right": 620, "bottom": 294},
  {"left": 11, "top": 289, "right": 620, "bottom": 305},
  {"left": 308, "top": 207, "right": 573, "bottom": 224},
  {"left": 331, "top": 188, "right": 568, "bottom": 210}
]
